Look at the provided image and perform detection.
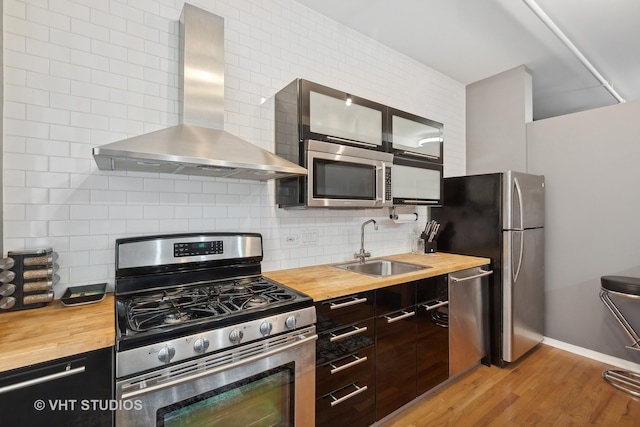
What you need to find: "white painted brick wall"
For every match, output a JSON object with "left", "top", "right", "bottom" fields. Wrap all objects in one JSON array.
[{"left": 3, "top": 0, "right": 466, "bottom": 296}]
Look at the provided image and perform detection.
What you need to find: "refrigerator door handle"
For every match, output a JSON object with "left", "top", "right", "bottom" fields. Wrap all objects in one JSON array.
[
  {"left": 513, "top": 176, "right": 524, "bottom": 230},
  {"left": 512, "top": 230, "right": 524, "bottom": 284}
]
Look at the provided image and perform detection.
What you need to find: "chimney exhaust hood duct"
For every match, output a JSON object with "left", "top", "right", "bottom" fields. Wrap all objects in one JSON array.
[{"left": 92, "top": 3, "right": 307, "bottom": 180}]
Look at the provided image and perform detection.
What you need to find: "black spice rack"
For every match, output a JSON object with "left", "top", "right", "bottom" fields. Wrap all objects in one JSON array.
[{"left": 0, "top": 248, "right": 58, "bottom": 313}]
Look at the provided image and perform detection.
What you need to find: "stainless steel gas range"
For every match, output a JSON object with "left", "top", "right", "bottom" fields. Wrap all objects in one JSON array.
[{"left": 113, "top": 232, "right": 317, "bottom": 426}]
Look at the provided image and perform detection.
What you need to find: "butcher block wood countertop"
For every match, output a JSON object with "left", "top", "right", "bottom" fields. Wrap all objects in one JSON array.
[
  {"left": 263, "top": 252, "right": 491, "bottom": 301},
  {"left": 0, "top": 295, "right": 115, "bottom": 373},
  {"left": 0, "top": 252, "right": 488, "bottom": 373}
]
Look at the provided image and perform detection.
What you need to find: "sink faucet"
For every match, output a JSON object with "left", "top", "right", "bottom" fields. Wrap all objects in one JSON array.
[{"left": 354, "top": 219, "right": 378, "bottom": 263}]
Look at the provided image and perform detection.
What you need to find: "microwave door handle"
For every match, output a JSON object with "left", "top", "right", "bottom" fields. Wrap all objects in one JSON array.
[{"left": 377, "top": 164, "right": 386, "bottom": 204}]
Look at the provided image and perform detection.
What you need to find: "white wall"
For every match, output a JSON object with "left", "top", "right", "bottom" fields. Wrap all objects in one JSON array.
[
  {"left": 527, "top": 100, "right": 640, "bottom": 363},
  {"left": 2, "top": 0, "right": 466, "bottom": 295},
  {"left": 466, "top": 65, "right": 532, "bottom": 175}
]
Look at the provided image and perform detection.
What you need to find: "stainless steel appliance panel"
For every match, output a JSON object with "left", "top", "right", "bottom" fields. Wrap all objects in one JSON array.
[
  {"left": 449, "top": 267, "right": 492, "bottom": 376},
  {"left": 504, "top": 171, "right": 545, "bottom": 230},
  {"left": 502, "top": 227, "right": 545, "bottom": 362},
  {"left": 431, "top": 171, "right": 545, "bottom": 366},
  {"left": 116, "top": 328, "right": 316, "bottom": 426}
]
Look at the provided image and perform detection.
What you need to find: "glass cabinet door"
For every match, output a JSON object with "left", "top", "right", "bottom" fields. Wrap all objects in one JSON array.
[
  {"left": 388, "top": 108, "right": 443, "bottom": 162},
  {"left": 302, "top": 80, "right": 384, "bottom": 149}
]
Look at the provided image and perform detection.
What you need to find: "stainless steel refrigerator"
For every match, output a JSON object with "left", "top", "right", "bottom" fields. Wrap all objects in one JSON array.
[{"left": 431, "top": 171, "right": 545, "bottom": 366}]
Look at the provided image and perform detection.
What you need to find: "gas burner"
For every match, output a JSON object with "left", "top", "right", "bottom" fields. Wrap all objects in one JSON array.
[
  {"left": 243, "top": 295, "right": 269, "bottom": 308},
  {"left": 164, "top": 312, "right": 189, "bottom": 325}
]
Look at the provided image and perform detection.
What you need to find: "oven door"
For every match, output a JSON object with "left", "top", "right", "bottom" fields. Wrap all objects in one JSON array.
[
  {"left": 116, "top": 328, "right": 316, "bottom": 427},
  {"left": 392, "top": 155, "right": 443, "bottom": 206},
  {"left": 306, "top": 140, "right": 392, "bottom": 208}
]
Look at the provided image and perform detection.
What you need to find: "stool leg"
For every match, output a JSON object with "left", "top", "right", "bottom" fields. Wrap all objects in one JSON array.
[
  {"left": 600, "top": 289, "right": 640, "bottom": 351},
  {"left": 603, "top": 370, "right": 640, "bottom": 397}
]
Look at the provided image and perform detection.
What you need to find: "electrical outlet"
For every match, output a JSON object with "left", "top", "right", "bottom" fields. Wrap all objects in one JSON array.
[{"left": 284, "top": 235, "right": 298, "bottom": 245}]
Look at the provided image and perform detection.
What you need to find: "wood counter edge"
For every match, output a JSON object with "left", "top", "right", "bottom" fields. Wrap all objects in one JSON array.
[{"left": 0, "top": 294, "right": 115, "bottom": 373}]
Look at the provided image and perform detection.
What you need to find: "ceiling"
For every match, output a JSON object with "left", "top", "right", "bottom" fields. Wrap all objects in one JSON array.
[{"left": 294, "top": 0, "right": 640, "bottom": 120}]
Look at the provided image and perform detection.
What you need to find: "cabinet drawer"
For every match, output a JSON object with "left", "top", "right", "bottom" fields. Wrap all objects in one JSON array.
[
  {"left": 315, "top": 291, "right": 374, "bottom": 333},
  {"left": 316, "top": 318, "right": 374, "bottom": 365},
  {"left": 317, "top": 345, "right": 374, "bottom": 397},
  {"left": 316, "top": 378, "right": 375, "bottom": 427},
  {"left": 376, "top": 282, "right": 416, "bottom": 315}
]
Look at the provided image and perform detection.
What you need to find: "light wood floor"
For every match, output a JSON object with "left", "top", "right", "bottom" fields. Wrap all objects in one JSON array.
[{"left": 377, "top": 344, "right": 640, "bottom": 426}]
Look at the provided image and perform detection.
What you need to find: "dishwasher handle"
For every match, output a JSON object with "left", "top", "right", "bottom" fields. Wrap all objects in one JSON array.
[{"left": 450, "top": 269, "right": 493, "bottom": 283}]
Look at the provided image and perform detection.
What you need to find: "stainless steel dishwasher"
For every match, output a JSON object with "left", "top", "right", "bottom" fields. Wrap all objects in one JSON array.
[{"left": 449, "top": 266, "right": 493, "bottom": 376}]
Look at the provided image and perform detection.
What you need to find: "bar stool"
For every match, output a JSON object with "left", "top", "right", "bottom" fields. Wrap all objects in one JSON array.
[{"left": 600, "top": 275, "right": 640, "bottom": 396}]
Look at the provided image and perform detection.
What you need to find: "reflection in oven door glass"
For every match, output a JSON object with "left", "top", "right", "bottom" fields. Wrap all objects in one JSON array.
[{"left": 157, "top": 363, "right": 295, "bottom": 427}]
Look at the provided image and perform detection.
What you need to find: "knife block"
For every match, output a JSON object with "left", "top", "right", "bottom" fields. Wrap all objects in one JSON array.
[
  {"left": 0, "top": 248, "right": 58, "bottom": 313},
  {"left": 425, "top": 241, "right": 437, "bottom": 253}
]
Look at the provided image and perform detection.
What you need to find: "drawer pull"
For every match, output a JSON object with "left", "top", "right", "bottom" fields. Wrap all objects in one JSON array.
[
  {"left": 328, "top": 383, "right": 368, "bottom": 407},
  {"left": 330, "top": 355, "right": 368, "bottom": 374},
  {"left": 423, "top": 300, "right": 449, "bottom": 311},
  {"left": 329, "top": 325, "right": 368, "bottom": 342},
  {"left": 0, "top": 365, "right": 85, "bottom": 395},
  {"left": 384, "top": 310, "right": 415, "bottom": 324},
  {"left": 329, "top": 297, "right": 368, "bottom": 310}
]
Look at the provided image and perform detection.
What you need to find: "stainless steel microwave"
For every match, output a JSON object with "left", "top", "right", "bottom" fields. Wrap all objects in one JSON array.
[{"left": 276, "top": 140, "right": 393, "bottom": 208}]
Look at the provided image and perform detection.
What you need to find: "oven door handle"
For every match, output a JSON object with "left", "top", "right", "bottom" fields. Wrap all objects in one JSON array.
[{"left": 120, "top": 333, "right": 318, "bottom": 400}]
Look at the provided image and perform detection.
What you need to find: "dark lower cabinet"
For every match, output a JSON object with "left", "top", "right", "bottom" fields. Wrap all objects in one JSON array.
[
  {"left": 316, "top": 346, "right": 375, "bottom": 427},
  {"left": 416, "top": 275, "right": 450, "bottom": 394},
  {"left": 315, "top": 292, "right": 376, "bottom": 427},
  {"left": 316, "top": 275, "right": 452, "bottom": 425},
  {"left": 0, "top": 347, "right": 114, "bottom": 427},
  {"left": 375, "top": 282, "right": 417, "bottom": 420}
]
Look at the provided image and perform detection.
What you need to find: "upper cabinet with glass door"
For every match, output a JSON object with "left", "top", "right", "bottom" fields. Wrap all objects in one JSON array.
[
  {"left": 387, "top": 108, "right": 444, "bottom": 163},
  {"left": 275, "top": 79, "right": 386, "bottom": 151}
]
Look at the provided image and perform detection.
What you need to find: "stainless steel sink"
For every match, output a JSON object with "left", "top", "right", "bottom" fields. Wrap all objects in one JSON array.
[{"left": 334, "top": 259, "right": 430, "bottom": 277}]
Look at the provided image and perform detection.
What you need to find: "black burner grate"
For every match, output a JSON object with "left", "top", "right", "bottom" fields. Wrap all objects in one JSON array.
[{"left": 124, "top": 278, "right": 296, "bottom": 333}]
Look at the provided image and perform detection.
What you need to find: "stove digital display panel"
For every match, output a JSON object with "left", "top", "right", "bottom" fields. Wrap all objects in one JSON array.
[{"left": 174, "top": 241, "right": 224, "bottom": 257}]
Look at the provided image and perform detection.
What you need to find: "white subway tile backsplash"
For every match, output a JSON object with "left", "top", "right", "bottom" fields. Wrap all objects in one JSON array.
[
  {"left": 89, "top": 219, "right": 126, "bottom": 235},
  {"left": 50, "top": 188, "right": 91, "bottom": 204},
  {"left": 70, "top": 205, "right": 108, "bottom": 220},
  {"left": 127, "top": 191, "right": 159, "bottom": 205},
  {"left": 126, "top": 219, "right": 159, "bottom": 233},
  {"left": 70, "top": 235, "right": 109, "bottom": 251},
  {"left": 4, "top": 0, "right": 465, "bottom": 288},
  {"left": 49, "top": 220, "right": 90, "bottom": 236},
  {"left": 71, "top": 16, "right": 110, "bottom": 41}
]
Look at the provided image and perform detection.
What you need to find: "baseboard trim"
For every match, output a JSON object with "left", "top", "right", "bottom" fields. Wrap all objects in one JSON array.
[{"left": 543, "top": 337, "right": 640, "bottom": 372}]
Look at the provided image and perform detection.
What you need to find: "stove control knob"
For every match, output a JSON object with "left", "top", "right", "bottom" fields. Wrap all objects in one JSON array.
[
  {"left": 158, "top": 345, "right": 175, "bottom": 364},
  {"left": 260, "top": 321, "right": 273, "bottom": 336},
  {"left": 285, "top": 315, "right": 297, "bottom": 329},
  {"left": 229, "top": 329, "right": 243, "bottom": 344},
  {"left": 193, "top": 337, "right": 210, "bottom": 354}
]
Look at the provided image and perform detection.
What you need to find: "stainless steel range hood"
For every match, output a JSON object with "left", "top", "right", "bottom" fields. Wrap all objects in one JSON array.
[{"left": 92, "top": 4, "right": 306, "bottom": 180}]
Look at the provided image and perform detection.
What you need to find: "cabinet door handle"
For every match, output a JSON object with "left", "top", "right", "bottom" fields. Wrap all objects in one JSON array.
[
  {"left": 423, "top": 300, "right": 449, "bottom": 311},
  {"left": 329, "top": 325, "right": 368, "bottom": 342},
  {"left": 0, "top": 365, "right": 85, "bottom": 395},
  {"left": 384, "top": 310, "right": 415, "bottom": 324},
  {"left": 400, "top": 200, "right": 439, "bottom": 204},
  {"left": 329, "top": 354, "right": 368, "bottom": 374},
  {"left": 329, "top": 297, "right": 368, "bottom": 310},
  {"left": 328, "top": 383, "right": 368, "bottom": 407},
  {"left": 451, "top": 269, "right": 494, "bottom": 283},
  {"left": 326, "top": 135, "right": 377, "bottom": 147}
]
